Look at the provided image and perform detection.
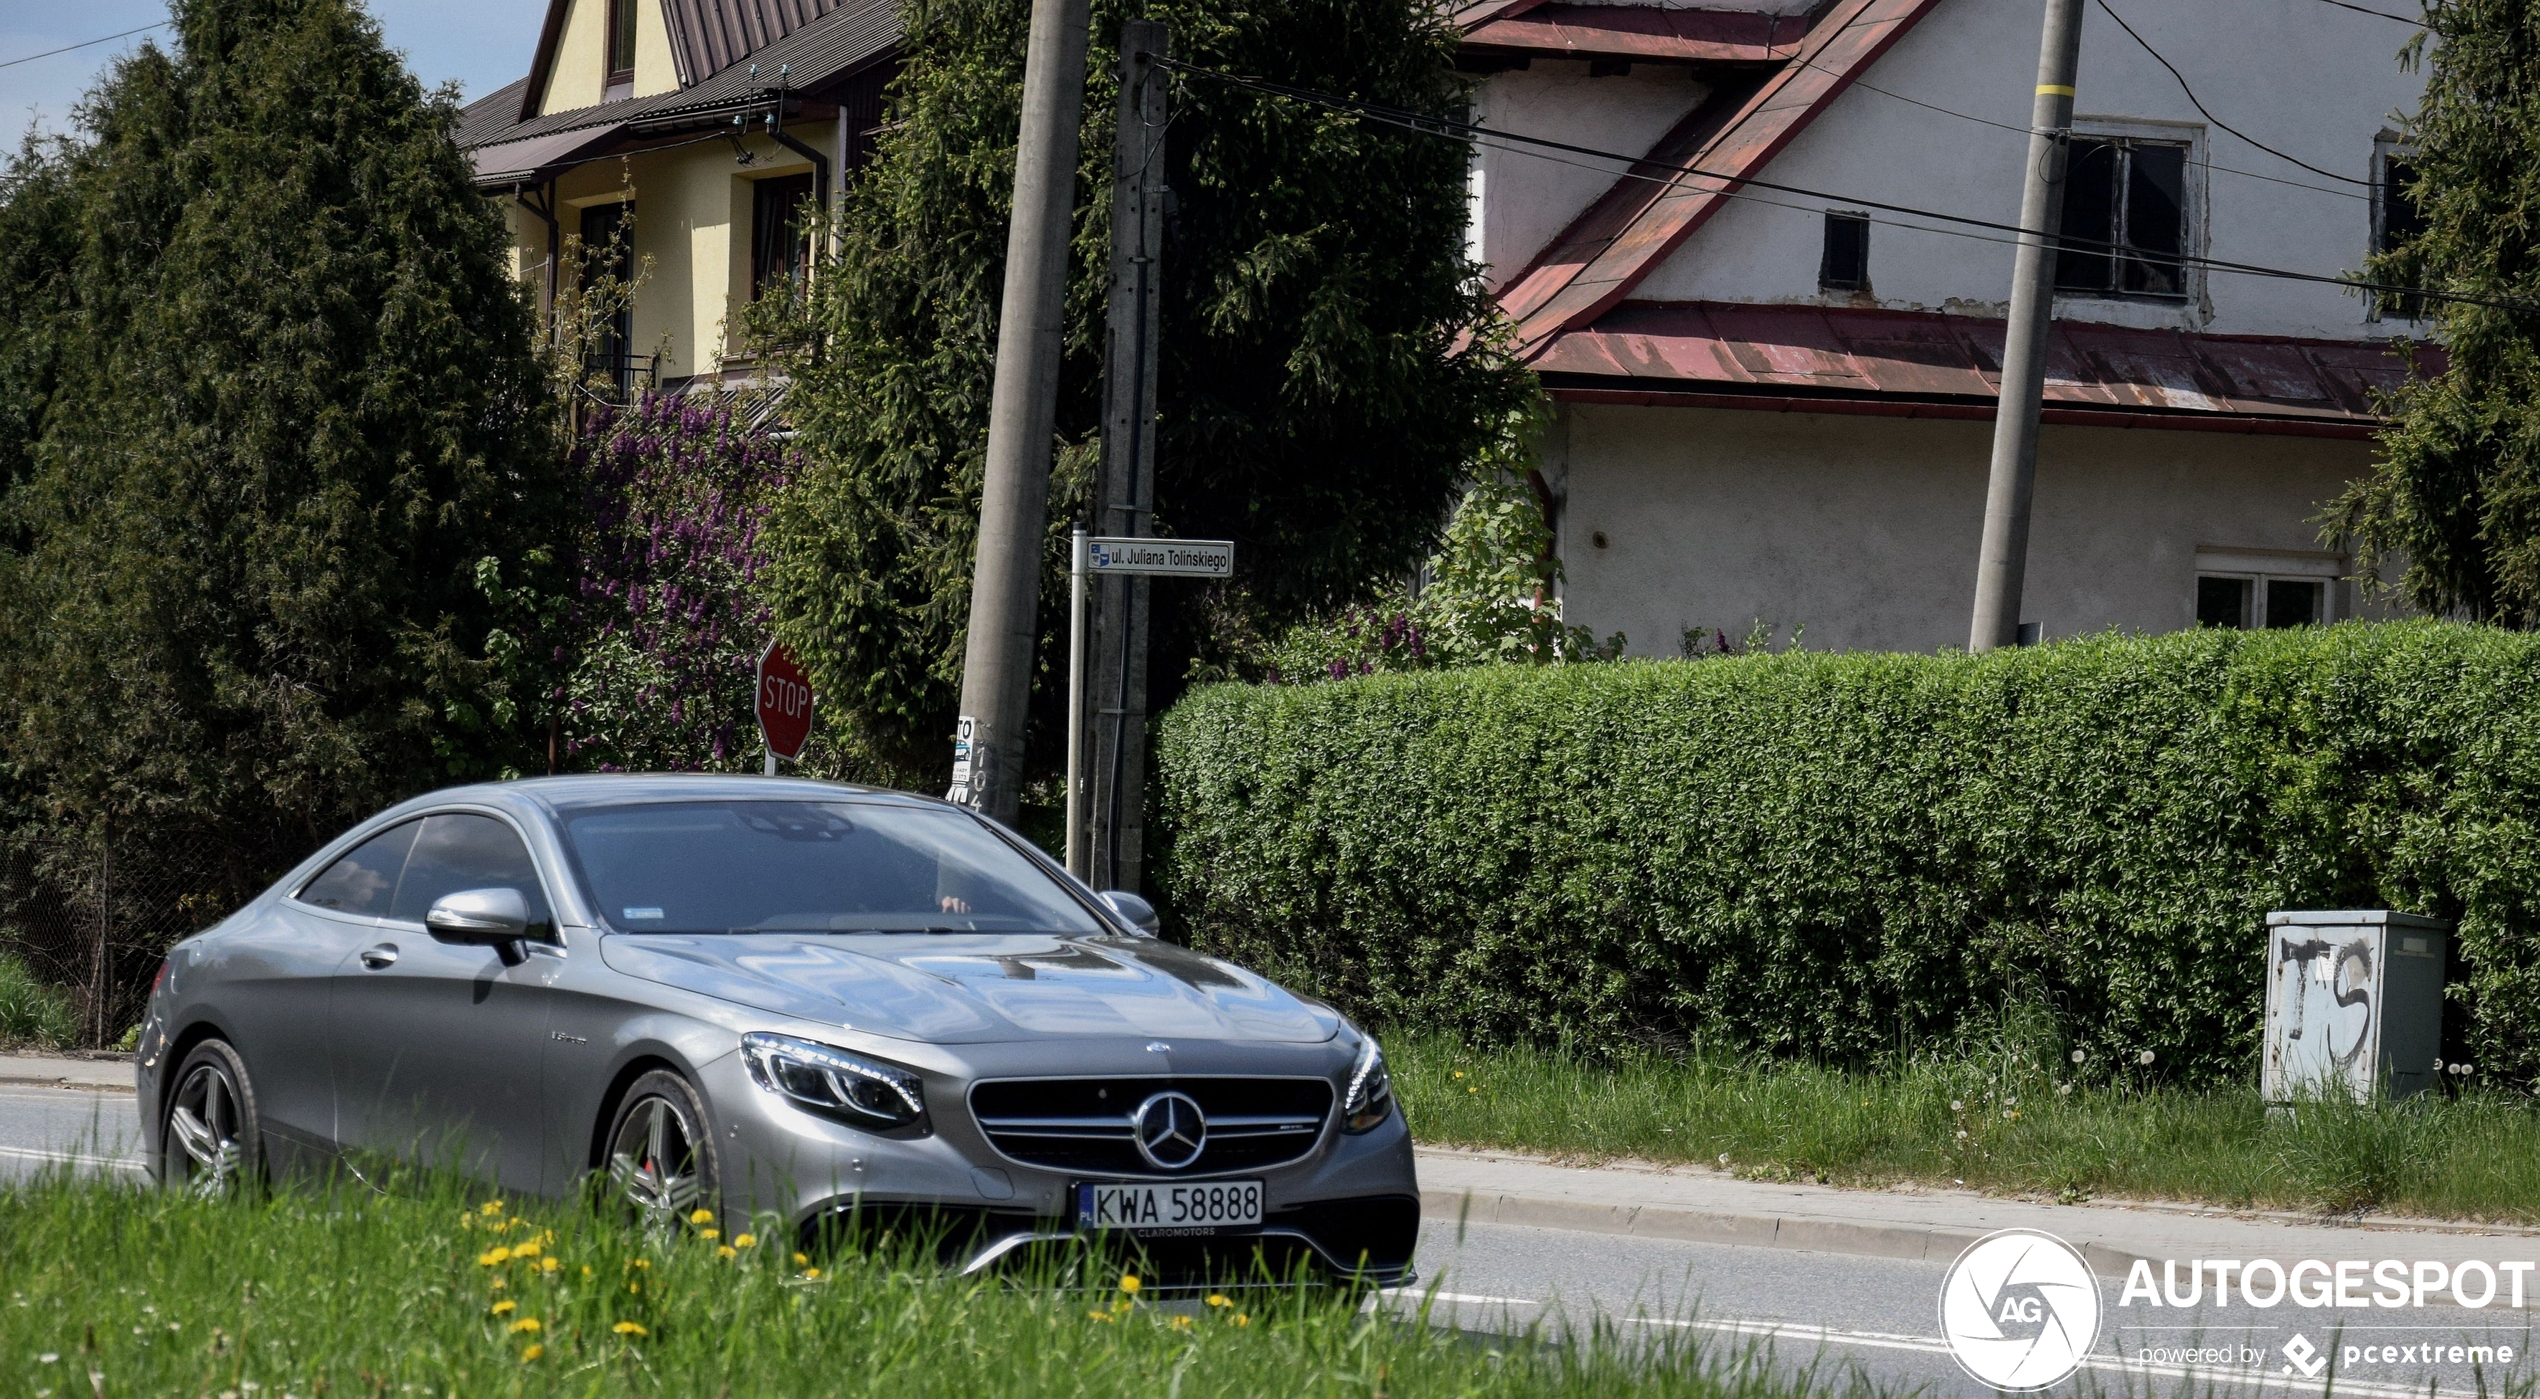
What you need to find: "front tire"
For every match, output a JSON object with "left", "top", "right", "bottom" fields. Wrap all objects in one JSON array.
[
  {"left": 604, "top": 1069, "right": 720, "bottom": 1230},
  {"left": 161, "top": 1040, "right": 262, "bottom": 1197}
]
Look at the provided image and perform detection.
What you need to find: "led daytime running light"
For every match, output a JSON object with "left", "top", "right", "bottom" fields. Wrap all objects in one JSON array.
[
  {"left": 740, "top": 1032, "right": 925, "bottom": 1127},
  {"left": 1342, "top": 1034, "right": 1392, "bottom": 1133}
]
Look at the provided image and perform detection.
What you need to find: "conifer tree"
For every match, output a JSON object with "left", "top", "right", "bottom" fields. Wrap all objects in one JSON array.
[{"left": 0, "top": 0, "right": 562, "bottom": 872}]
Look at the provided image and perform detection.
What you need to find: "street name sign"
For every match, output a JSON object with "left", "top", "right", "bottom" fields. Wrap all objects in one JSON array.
[
  {"left": 1086, "top": 537, "right": 1234, "bottom": 578},
  {"left": 756, "top": 641, "right": 815, "bottom": 767}
]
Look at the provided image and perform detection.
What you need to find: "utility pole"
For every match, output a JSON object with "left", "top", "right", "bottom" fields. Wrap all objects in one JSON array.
[
  {"left": 1967, "top": 0, "right": 2084, "bottom": 654},
  {"left": 948, "top": 0, "right": 1096, "bottom": 822},
  {"left": 1077, "top": 19, "right": 1170, "bottom": 889}
]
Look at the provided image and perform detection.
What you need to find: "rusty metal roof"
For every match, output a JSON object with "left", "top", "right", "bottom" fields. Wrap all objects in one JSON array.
[
  {"left": 1463, "top": 6, "right": 1808, "bottom": 66},
  {"left": 1494, "top": 0, "right": 1944, "bottom": 359},
  {"left": 1533, "top": 301, "right": 2433, "bottom": 433}
]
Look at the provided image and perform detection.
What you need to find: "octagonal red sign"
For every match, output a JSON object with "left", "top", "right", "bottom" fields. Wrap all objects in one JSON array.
[{"left": 755, "top": 641, "right": 814, "bottom": 760}]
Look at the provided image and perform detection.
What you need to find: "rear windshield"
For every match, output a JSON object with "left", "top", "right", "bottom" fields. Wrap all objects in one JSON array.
[{"left": 560, "top": 800, "right": 1104, "bottom": 935}]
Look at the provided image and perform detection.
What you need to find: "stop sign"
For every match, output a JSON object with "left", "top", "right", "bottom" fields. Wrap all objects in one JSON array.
[{"left": 755, "top": 641, "right": 814, "bottom": 761}]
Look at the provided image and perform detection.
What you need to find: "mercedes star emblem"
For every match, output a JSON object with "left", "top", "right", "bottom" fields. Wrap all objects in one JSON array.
[{"left": 1130, "top": 1090, "right": 1208, "bottom": 1171}]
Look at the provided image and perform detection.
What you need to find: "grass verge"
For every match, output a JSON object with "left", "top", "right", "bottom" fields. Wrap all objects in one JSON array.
[
  {"left": 1393, "top": 1034, "right": 2540, "bottom": 1222},
  {"left": 0, "top": 1169, "right": 1877, "bottom": 1399},
  {"left": 0, "top": 949, "right": 79, "bottom": 1048}
]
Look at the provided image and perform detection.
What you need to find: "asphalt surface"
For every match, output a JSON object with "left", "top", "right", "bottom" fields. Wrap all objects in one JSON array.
[{"left": 9, "top": 1084, "right": 2539, "bottom": 1399}]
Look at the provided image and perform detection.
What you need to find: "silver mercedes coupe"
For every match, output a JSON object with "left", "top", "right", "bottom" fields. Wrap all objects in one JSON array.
[{"left": 132, "top": 775, "right": 1418, "bottom": 1284}]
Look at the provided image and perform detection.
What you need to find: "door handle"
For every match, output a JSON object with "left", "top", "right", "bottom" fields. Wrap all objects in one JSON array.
[{"left": 359, "top": 944, "right": 399, "bottom": 970}]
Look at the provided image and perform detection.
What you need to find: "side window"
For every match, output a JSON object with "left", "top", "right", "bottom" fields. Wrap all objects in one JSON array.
[
  {"left": 298, "top": 820, "right": 423, "bottom": 917},
  {"left": 388, "top": 813, "right": 554, "bottom": 932},
  {"left": 2055, "top": 136, "right": 2191, "bottom": 300}
]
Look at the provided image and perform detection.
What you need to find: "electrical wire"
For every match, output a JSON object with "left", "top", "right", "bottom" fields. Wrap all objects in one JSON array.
[
  {"left": 1160, "top": 57, "right": 2535, "bottom": 314},
  {"left": 2093, "top": 0, "right": 2373, "bottom": 185},
  {"left": 2304, "top": 0, "right": 2422, "bottom": 24},
  {"left": 0, "top": 22, "right": 168, "bottom": 71}
]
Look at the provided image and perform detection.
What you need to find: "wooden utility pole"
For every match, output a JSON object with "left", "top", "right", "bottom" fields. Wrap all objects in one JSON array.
[
  {"left": 1968, "top": 0, "right": 2084, "bottom": 653},
  {"left": 1077, "top": 19, "right": 1170, "bottom": 889},
  {"left": 948, "top": 0, "right": 1096, "bottom": 820}
]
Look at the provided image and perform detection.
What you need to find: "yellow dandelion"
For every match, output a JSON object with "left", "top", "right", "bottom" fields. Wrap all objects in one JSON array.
[
  {"left": 699, "top": 1228, "right": 720, "bottom": 1241},
  {"left": 1234, "top": 1314, "right": 1250, "bottom": 1327},
  {"left": 1468, "top": 1086, "right": 1478, "bottom": 1094},
  {"left": 803, "top": 1267, "right": 821, "bottom": 1280},
  {"left": 477, "top": 1247, "right": 512, "bottom": 1267},
  {"left": 1168, "top": 1315, "right": 1193, "bottom": 1330},
  {"left": 538, "top": 1257, "right": 561, "bottom": 1275},
  {"left": 490, "top": 1300, "right": 517, "bottom": 1316},
  {"left": 489, "top": 1278, "right": 507, "bottom": 1292},
  {"left": 481, "top": 1201, "right": 504, "bottom": 1216},
  {"left": 1452, "top": 1071, "right": 1464, "bottom": 1079},
  {"left": 688, "top": 1209, "right": 715, "bottom": 1226},
  {"left": 1206, "top": 1294, "right": 1229, "bottom": 1308},
  {"left": 627, "top": 1258, "right": 652, "bottom": 1270},
  {"left": 509, "top": 1318, "right": 542, "bottom": 1334},
  {"left": 580, "top": 1265, "right": 594, "bottom": 1278},
  {"left": 613, "top": 1321, "right": 648, "bottom": 1337},
  {"left": 628, "top": 1282, "right": 642, "bottom": 1294},
  {"left": 1119, "top": 1275, "right": 1142, "bottom": 1295},
  {"left": 520, "top": 1344, "right": 544, "bottom": 1362},
  {"left": 512, "top": 1242, "right": 541, "bottom": 1259},
  {"left": 733, "top": 1233, "right": 756, "bottom": 1248},
  {"left": 1087, "top": 1310, "right": 1114, "bottom": 1323},
  {"left": 792, "top": 1252, "right": 809, "bottom": 1266},
  {"left": 717, "top": 1245, "right": 737, "bottom": 1260}
]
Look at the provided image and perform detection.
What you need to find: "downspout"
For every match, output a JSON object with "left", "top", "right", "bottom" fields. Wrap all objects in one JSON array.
[{"left": 762, "top": 67, "right": 830, "bottom": 252}]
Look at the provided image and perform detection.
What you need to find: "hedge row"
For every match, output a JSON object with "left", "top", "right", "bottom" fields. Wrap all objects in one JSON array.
[{"left": 1151, "top": 621, "right": 2540, "bottom": 1085}]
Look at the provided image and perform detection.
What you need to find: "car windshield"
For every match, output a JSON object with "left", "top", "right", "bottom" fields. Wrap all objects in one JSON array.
[{"left": 560, "top": 800, "right": 1105, "bottom": 935}]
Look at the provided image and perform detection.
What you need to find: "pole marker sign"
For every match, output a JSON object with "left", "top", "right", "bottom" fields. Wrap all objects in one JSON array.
[
  {"left": 756, "top": 641, "right": 815, "bottom": 763},
  {"left": 1086, "top": 537, "right": 1233, "bottom": 578}
]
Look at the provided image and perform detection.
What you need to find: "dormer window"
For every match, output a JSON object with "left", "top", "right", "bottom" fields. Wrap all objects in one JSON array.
[{"left": 606, "top": 0, "right": 637, "bottom": 101}]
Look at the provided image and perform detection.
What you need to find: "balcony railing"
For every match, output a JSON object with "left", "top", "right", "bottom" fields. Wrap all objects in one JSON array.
[{"left": 580, "top": 351, "right": 659, "bottom": 405}]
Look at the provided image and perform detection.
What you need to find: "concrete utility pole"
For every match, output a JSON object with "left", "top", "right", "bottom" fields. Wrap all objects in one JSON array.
[
  {"left": 1076, "top": 19, "right": 1171, "bottom": 889},
  {"left": 1967, "top": 0, "right": 2084, "bottom": 654},
  {"left": 948, "top": 0, "right": 1097, "bottom": 822}
]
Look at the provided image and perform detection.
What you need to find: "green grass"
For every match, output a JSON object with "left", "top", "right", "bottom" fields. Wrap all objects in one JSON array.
[
  {"left": 1394, "top": 1033, "right": 2540, "bottom": 1222},
  {"left": 0, "top": 1169, "right": 1880, "bottom": 1399},
  {"left": 0, "top": 949, "right": 79, "bottom": 1049}
]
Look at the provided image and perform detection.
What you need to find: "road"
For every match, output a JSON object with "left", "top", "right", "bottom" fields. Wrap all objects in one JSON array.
[{"left": 9, "top": 1084, "right": 2537, "bottom": 1399}]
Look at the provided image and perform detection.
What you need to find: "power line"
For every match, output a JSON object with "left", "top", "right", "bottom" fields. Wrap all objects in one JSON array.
[
  {"left": 2093, "top": 0, "right": 2373, "bottom": 186},
  {"left": 0, "top": 22, "right": 168, "bottom": 71},
  {"left": 2304, "top": 0, "right": 2421, "bottom": 24},
  {"left": 1160, "top": 58, "right": 2532, "bottom": 314}
]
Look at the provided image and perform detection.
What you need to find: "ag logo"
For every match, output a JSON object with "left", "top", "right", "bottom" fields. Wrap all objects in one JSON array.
[{"left": 1938, "top": 1228, "right": 2102, "bottom": 1390}]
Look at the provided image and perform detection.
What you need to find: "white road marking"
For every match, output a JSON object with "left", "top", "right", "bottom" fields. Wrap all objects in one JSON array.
[
  {"left": 0, "top": 1145, "right": 148, "bottom": 1174},
  {"left": 1635, "top": 1316, "right": 2483, "bottom": 1399},
  {"left": 1381, "top": 1289, "right": 1542, "bottom": 1307}
]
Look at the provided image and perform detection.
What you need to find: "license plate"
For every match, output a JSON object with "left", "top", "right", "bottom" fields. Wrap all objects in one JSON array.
[{"left": 1076, "top": 1179, "right": 1264, "bottom": 1235}]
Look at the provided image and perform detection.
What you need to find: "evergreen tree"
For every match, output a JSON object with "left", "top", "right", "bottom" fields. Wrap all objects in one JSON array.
[
  {"left": 0, "top": 0, "right": 563, "bottom": 874},
  {"left": 752, "top": 0, "right": 1531, "bottom": 784},
  {"left": 2337, "top": 1, "right": 2540, "bottom": 621}
]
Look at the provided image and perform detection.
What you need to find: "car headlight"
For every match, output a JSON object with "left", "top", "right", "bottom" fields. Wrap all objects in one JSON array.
[
  {"left": 740, "top": 1033, "right": 926, "bottom": 1129},
  {"left": 1341, "top": 1033, "right": 1394, "bottom": 1134}
]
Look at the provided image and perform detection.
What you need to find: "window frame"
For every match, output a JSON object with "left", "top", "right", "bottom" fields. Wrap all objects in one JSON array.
[
  {"left": 2371, "top": 134, "right": 2427, "bottom": 323},
  {"left": 293, "top": 807, "right": 566, "bottom": 944},
  {"left": 2193, "top": 547, "right": 2343, "bottom": 630},
  {"left": 605, "top": 0, "right": 638, "bottom": 99},
  {"left": 750, "top": 172, "right": 819, "bottom": 303},
  {"left": 1818, "top": 209, "right": 1871, "bottom": 294},
  {"left": 2054, "top": 118, "right": 2206, "bottom": 308}
]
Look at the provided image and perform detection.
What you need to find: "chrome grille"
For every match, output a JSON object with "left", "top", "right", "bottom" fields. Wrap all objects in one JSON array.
[{"left": 969, "top": 1076, "right": 1331, "bottom": 1175}]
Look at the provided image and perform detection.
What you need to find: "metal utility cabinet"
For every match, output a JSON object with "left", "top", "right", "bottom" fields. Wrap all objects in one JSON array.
[{"left": 2262, "top": 910, "right": 2449, "bottom": 1103}]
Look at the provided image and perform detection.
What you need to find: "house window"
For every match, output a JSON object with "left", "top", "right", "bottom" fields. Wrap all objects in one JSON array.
[
  {"left": 2055, "top": 137, "right": 2190, "bottom": 300},
  {"left": 606, "top": 0, "right": 638, "bottom": 99},
  {"left": 2198, "top": 575, "right": 2332, "bottom": 629},
  {"left": 751, "top": 174, "right": 817, "bottom": 301},
  {"left": 2373, "top": 144, "right": 2428, "bottom": 321},
  {"left": 579, "top": 201, "right": 638, "bottom": 397},
  {"left": 1819, "top": 211, "right": 1869, "bottom": 292}
]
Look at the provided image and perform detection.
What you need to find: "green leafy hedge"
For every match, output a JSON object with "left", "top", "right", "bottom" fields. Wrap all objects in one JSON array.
[{"left": 1152, "top": 621, "right": 2540, "bottom": 1086}]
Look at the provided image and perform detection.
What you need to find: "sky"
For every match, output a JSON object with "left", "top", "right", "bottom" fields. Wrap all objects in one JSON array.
[{"left": 1, "top": 2, "right": 544, "bottom": 140}]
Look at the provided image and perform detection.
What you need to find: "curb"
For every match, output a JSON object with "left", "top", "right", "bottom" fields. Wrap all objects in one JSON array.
[
  {"left": 0, "top": 1071, "right": 134, "bottom": 1093},
  {"left": 1417, "top": 1186, "right": 2156, "bottom": 1278}
]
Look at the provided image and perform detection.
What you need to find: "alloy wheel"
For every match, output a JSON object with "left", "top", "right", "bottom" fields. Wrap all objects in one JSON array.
[
  {"left": 607, "top": 1093, "right": 704, "bottom": 1226},
  {"left": 167, "top": 1062, "right": 243, "bottom": 1197}
]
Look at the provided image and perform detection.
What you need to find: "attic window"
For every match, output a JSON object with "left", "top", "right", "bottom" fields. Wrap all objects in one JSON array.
[
  {"left": 1819, "top": 211, "right": 1869, "bottom": 292},
  {"left": 2054, "top": 137, "right": 2190, "bottom": 301},
  {"left": 607, "top": 0, "right": 638, "bottom": 97}
]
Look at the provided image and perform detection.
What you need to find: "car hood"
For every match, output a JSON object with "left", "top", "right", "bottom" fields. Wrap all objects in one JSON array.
[{"left": 597, "top": 932, "right": 1341, "bottom": 1045}]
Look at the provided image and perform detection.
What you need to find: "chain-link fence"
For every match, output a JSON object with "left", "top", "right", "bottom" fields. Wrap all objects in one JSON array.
[{"left": 0, "top": 828, "right": 258, "bottom": 1048}]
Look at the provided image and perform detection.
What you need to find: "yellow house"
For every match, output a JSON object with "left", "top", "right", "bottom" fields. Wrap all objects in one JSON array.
[{"left": 456, "top": 0, "right": 900, "bottom": 393}]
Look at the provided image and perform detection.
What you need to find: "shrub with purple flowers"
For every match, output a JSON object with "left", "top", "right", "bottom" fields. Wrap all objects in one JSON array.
[{"left": 561, "top": 394, "right": 799, "bottom": 772}]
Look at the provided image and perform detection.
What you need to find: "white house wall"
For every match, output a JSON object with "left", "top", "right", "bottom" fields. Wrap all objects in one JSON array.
[
  {"left": 1472, "top": 65, "right": 1713, "bottom": 281},
  {"left": 1607, "top": 0, "right": 2424, "bottom": 340},
  {"left": 1555, "top": 403, "right": 2397, "bottom": 655}
]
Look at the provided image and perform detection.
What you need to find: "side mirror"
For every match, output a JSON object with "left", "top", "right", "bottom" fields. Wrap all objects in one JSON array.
[
  {"left": 426, "top": 887, "right": 532, "bottom": 966},
  {"left": 1100, "top": 891, "right": 1160, "bottom": 934}
]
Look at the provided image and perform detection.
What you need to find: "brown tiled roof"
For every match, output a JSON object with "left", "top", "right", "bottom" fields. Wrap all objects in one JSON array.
[
  {"left": 1534, "top": 301, "right": 2432, "bottom": 436},
  {"left": 456, "top": 0, "right": 899, "bottom": 162}
]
